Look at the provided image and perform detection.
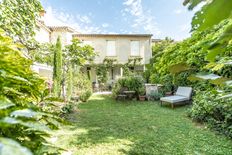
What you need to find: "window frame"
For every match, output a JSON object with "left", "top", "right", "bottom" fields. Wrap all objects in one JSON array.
[
  {"left": 106, "top": 40, "right": 116, "bottom": 56},
  {"left": 130, "top": 40, "right": 140, "bottom": 56}
]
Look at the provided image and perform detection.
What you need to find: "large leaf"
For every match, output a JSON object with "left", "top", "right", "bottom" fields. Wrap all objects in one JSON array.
[
  {"left": 219, "top": 94, "right": 232, "bottom": 99},
  {"left": 10, "top": 109, "right": 42, "bottom": 119},
  {"left": 0, "top": 96, "right": 15, "bottom": 110},
  {"left": 211, "top": 22, "right": 232, "bottom": 46},
  {"left": 0, "top": 137, "right": 32, "bottom": 155},
  {"left": 169, "top": 63, "right": 190, "bottom": 74},
  {"left": 206, "top": 45, "right": 226, "bottom": 62},
  {"left": 1, "top": 117, "right": 51, "bottom": 132},
  {"left": 188, "top": 73, "right": 230, "bottom": 85},
  {"left": 189, "top": 0, "right": 232, "bottom": 31}
]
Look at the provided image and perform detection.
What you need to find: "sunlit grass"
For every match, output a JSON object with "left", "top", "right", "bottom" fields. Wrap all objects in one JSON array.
[{"left": 53, "top": 94, "right": 232, "bottom": 155}]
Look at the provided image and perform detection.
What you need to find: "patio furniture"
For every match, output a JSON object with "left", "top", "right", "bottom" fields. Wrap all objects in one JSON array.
[
  {"left": 160, "top": 87, "right": 192, "bottom": 108},
  {"left": 116, "top": 87, "right": 128, "bottom": 101},
  {"left": 116, "top": 94, "right": 127, "bottom": 100},
  {"left": 123, "top": 91, "right": 136, "bottom": 100}
]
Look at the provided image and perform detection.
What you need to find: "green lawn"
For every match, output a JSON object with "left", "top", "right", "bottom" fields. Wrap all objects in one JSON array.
[{"left": 53, "top": 94, "right": 232, "bottom": 155}]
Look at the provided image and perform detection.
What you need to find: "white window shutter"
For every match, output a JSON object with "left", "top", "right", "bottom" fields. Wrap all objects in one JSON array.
[
  {"left": 131, "top": 41, "right": 140, "bottom": 56},
  {"left": 107, "top": 41, "right": 116, "bottom": 56}
]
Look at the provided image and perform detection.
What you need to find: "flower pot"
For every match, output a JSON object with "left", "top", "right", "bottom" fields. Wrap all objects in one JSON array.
[{"left": 139, "top": 95, "right": 146, "bottom": 101}]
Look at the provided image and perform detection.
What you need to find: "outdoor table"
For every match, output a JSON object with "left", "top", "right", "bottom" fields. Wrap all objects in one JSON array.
[{"left": 123, "top": 91, "right": 136, "bottom": 100}]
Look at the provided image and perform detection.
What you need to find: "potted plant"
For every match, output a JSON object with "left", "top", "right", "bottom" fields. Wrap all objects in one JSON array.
[
  {"left": 138, "top": 87, "right": 146, "bottom": 101},
  {"left": 148, "top": 91, "right": 163, "bottom": 101}
]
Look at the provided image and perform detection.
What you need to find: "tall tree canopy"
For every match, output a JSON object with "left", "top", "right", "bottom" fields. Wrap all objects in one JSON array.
[
  {"left": 53, "top": 37, "right": 63, "bottom": 97},
  {"left": 183, "top": 0, "right": 232, "bottom": 62},
  {"left": 0, "top": 0, "right": 43, "bottom": 49}
]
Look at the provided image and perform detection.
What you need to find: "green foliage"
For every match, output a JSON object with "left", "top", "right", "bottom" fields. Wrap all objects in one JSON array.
[
  {"left": 65, "top": 39, "right": 97, "bottom": 66},
  {"left": 122, "top": 56, "right": 143, "bottom": 76},
  {"left": 190, "top": 90, "right": 232, "bottom": 138},
  {"left": 73, "top": 72, "right": 92, "bottom": 102},
  {"left": 145, "top": 38, "right": 174, "bottom": 81},
  {"left": 112, "top": 75, "right": 144, "bottom": 98},
  {"left": 147, "top": 91, "right": 163, "bottom": 101},
  {"left": 138, "top": 87, "right": 146, "bottom": 96},
  {"left": 79, "top": 90, "right": 92, "bottom": 102},
  {"left": 148, "top": 20, "right": 231, "bottom": 91},
  {"left": 53, "top": 36, "right": 63, "bottom": 97},
  {"left": 95, "top": 57, "right": 118, "bottom": 84},
  {"left": 184, "top": 0, "right": 232, "bottom": 31},
  {"left": 122, "top": 65, "right": 133, "bottom": 76},
  {"left": 0, "top": 137, "right": 33, "bottom": 155},
  {"left": 66, "top": 63, "right": 73, "bottom": 101},
  {"left": 30, "top": 43, "right": 55, "bottom": 65},
  {"left": 0, "top": 0, "right": 42, "bottom": 49},
  {"left": 0, "top": 30, "right": 44, "bottom": 103},
  {"left": 96, "top": 65, "right": 109, "bottom": 84},
  {"left": 61, "top": 103, "right": 75, "bottom": 114},
  {"left": 64, "top": 39, "right": 96, "bottom": 100},
  {"left": 0, "top": 30, "right": 63, "bottom": 153},
  {"left": 184, "top": 0, "right": 232, "bottom": 61}
]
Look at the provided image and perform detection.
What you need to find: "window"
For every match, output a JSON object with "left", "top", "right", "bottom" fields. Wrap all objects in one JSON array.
[
  {"left": 130, "top": 41, "right": 140, "bottom": 56},
  {"left": 107, "top": 41, "right": 116, "bottom": 56}
]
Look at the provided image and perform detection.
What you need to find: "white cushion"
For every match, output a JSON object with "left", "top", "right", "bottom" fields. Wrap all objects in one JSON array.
[
  {"left": 160, "top": 95, "right": 189, "bottom": 103},
  {"left": 175, "top": 87, "right": 192, "bottom": 99}
]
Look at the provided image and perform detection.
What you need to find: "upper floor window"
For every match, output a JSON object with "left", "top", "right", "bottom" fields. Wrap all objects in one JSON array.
[
  {"left": 130, "top": 41, "right": 140, "bottom": 56},
  {"left": 107, "top": 40, "right": 116, "bottom": 56}
]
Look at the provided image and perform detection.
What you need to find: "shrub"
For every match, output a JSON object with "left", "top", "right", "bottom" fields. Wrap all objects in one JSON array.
[
  {"left": 112, "top": 75, "right": 145, "bottom": 98},
  {"left": 73, "top": 72, "right": 92, "bottom": 102},
  {"left": 159, "top": 74, "right": 174, "bottom": 93},
  {"left": 80, "top": 90, "right": 92, "bottom": 102},
  {"left": 61, "top": 103, "right": 75, "bottom": 114},
  {"left": 190, "top": 90, "right": 232, "bottom": 138},
  {"left": 147, "top": 90, "right": 163, "bottom": 101},
  {"left": 138, "top": 87, "right": 146, "bottom": 96},
  {"left": 0, "top": 30, "right": 63, "bottom": 154}
]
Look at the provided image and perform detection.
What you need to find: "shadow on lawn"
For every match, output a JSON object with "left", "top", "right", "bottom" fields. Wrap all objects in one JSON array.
[{"left": 64, "top": 95, "right": 232, "bottom": 155}]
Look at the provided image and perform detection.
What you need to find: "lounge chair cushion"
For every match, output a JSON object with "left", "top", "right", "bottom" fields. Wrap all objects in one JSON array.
[
  {"left": 175, "top": 87, "right": 192, "bottom": 99},
  {"left": 160, "top": 95, "right": 189, "bottom": 104}
]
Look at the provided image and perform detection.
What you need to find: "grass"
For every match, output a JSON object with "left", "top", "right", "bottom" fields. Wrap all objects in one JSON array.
[{"left": 53, "top": 94, "right": 232, "bottom": 155}]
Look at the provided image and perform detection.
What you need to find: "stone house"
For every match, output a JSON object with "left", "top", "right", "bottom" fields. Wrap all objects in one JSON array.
[
  {"left": 34, "top": 21, "right": 153, "bottom": 84},
  {"left": 73, "top": 34, "right": 152, "bottom": 84}
]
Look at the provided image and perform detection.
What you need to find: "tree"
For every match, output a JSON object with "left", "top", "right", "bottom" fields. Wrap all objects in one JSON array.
[
  {"left": 144, "top": 38, "right": 174, "bottom": 82},
  {"left": 66, "top": 63, "right": 73, "bottom": 101},
  {"left": 0, "top": 0, "right": 43, "bottom": 50},
  {"left": 65, "top": 39, "right": 96, "bottom": 66},
  {"left": 64, "top": 39, "right": 96, "bottom": 100},
  {"left": 30, "top": 43, "right": 55, "bottom": 65},
  {"left": 53, "top": 37, "right": 63, "bottom": 97},
  {"left": 183, "top": 0, "right": 232, "bottom": 89},
  {"left": 183, "top": 0, "right": 232, "bottom": 62}
]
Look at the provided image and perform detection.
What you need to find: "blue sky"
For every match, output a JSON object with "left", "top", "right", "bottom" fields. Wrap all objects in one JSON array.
[{"left": 41, "top": 0, "right": 196, "bottom": 41}]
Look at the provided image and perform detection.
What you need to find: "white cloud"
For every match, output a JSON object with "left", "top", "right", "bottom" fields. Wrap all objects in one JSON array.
[
  {"left": 43, "top": 6, "right": 103, "bottom": 33},
  {"left": 174, "top": 9, "right": 183, "bottom": 14},
  {"left": 122, "top": 0, "right": 161, "bottom": 37},
  {"left": 102, "top": 23, "right": 109, "bottom": 28}
]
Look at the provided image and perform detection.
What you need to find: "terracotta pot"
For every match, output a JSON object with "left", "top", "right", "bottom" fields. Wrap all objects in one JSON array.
[{"left": 139, "top": 95, "right": 146, "bottom": 101}]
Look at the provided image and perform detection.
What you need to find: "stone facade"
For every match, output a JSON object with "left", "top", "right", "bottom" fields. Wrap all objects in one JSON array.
[
  {"left": 73, "top": 34, "right": 152, "bottom": 83},
  {"left": 34, "top": 22, "right": 153, "bottom": 84}
]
